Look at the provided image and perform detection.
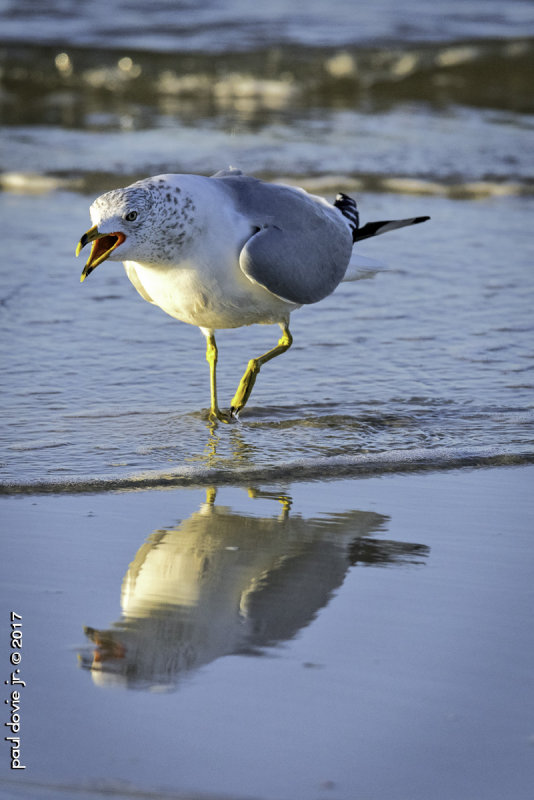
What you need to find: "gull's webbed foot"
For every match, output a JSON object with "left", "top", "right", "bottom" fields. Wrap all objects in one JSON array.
[{"left": 209, "top": 407, "right": 233, "bottom": 424}]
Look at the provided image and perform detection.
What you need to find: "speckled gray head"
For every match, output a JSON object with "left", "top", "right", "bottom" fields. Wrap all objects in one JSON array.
[
  {"left": 76, "top": 177, "right": 196, "bottom": 281},
  {"left": 90, "top": 184, "right": 153, "bottom": 229}
]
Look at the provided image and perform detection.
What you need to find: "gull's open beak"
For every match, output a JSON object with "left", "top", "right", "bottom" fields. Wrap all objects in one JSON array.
[{"left": 76, "top": 226, "right": 126, "bottom": 282}]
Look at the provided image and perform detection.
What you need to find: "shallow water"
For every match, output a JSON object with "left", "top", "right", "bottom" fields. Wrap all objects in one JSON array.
[
  {"left": 1, "top": 2, "right": 533, "bottom": 489},
  {"left": 1, "top": 466, "right": 533, "bottom": 799},
  {"left": 2, "top": 1, "right": 534, "bottom": 491},
  {"left": 1, "top": 189, "right": 533, "bottom": 488}
]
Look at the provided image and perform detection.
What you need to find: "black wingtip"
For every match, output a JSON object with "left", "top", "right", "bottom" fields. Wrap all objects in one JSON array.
[
  {"left": 334, "top": 192, "right": 360, "bottom": 235},
  {"left": 352, "top": 215, "right": 431, "bottom": 243}
]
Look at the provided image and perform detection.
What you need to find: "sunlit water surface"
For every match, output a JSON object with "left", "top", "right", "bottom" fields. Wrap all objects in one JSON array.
[
  {"left": 1, "top": 190, "right": 533, "bottom": 488},
  {"left": 1, "top": 1, "right": 533, "bottom": 488}
]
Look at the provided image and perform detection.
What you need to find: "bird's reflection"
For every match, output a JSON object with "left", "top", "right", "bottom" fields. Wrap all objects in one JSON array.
[{"left": 79, "top": 488, "right": 429, "bottom": 690}]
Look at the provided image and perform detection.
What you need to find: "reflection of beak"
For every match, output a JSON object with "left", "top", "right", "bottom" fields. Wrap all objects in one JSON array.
[
  {"left": 84, "top": 626, "right": 126, "bottom": 662},
  {"left": 76, "top": 225, "right": 126, "bottom": 282}
]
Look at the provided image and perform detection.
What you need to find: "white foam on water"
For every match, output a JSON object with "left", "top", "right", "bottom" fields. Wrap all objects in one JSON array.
[{"left": 2, "top": 445, "right": 533, "bottom": 495}]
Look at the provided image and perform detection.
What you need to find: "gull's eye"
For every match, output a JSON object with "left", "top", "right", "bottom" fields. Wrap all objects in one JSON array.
[{"left": 124, "top": 210, "right": 138, "bottom": 222}]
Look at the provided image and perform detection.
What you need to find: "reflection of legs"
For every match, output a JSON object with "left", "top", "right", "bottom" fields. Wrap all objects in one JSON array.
[
  {"left": 248, "top": 487, "right": 292, "bottom": 518},
  {"left": 206, "top": 487, "right": 217, "bottom": 505},
  {"left": 205, "top": 331, "right": 229, "bottom": 423},
  {"left": 231, "top": 323, "right": 293, "bottom": 416}
]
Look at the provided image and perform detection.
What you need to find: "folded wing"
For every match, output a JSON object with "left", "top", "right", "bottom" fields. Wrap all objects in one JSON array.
[{"left": 215, "top": 174, "right": 353, "bottom": 305}]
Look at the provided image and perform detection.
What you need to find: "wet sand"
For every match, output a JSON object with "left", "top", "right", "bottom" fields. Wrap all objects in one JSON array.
[{"left": 1, "top": 464, "right": 533, "bottom": 800}]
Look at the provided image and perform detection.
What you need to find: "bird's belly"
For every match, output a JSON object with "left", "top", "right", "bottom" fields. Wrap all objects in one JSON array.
[{"left": 125, "top": 260, "right": 297, "bottom": 330}]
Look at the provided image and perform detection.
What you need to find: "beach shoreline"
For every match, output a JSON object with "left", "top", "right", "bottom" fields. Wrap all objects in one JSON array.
[{"left": 1, "top": 444, "right": 533, "bottom": 495}]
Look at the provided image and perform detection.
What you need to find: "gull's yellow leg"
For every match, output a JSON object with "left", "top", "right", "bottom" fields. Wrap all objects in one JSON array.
[
  {"left": 205, "top": 333, "right": 230, "bottom": 423},
  {"left": 230, "top": 324, "right": 293, "bottom": 417}
]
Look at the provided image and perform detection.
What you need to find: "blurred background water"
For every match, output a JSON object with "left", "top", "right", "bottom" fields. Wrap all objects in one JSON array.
[{"left": 1, "top": 0, "right": 533, "bottom": 488}]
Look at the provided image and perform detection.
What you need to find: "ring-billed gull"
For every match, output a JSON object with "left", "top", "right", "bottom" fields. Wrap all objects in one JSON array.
[{"left": 76, "top": 168, "right": 429, "bottom": 421}]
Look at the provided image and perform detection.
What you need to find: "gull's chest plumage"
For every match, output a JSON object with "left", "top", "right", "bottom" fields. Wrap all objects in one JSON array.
[{"left": 124, "top": 254, "right": 295, "bottom": 330}]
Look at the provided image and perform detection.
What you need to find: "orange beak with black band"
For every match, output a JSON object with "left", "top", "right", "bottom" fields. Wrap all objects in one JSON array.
[{"left": 76, "top": 226, "right": 126, "bottom": 282}]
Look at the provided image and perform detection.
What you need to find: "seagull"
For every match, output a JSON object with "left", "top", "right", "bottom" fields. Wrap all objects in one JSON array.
[{"left": 76, "top": 168, "right": 429, "bottom": 422}]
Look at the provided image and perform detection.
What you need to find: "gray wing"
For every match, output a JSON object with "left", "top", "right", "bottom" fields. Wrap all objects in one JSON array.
[{"left": 213, "top": 174, "right": 353, "bottom": 304}]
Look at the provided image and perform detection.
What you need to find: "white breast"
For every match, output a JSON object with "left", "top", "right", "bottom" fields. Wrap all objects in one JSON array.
[{"left": 124, "top": 257, "right": 297, "bottom": 330}]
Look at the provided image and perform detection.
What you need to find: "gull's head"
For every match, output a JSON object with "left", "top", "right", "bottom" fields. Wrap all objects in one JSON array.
[{"left": 76, "top": 177, "right": 196, "bottom": 282}]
